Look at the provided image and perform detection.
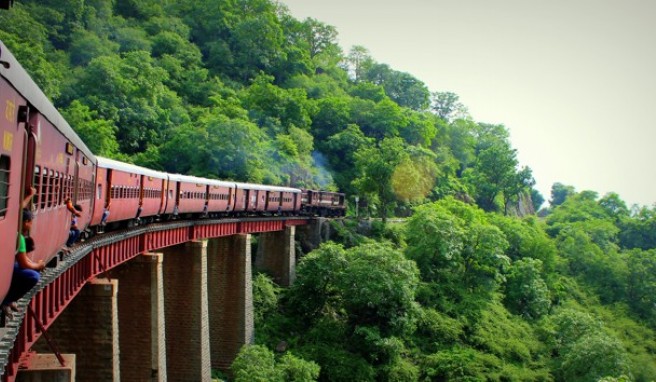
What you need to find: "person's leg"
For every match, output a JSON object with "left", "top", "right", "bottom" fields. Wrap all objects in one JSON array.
[
  {"left": 66, "top": 228, "right": 81, "bottom": 247},
  {"left": 2, "top": 265, "right": 40, "bottom": 307}
]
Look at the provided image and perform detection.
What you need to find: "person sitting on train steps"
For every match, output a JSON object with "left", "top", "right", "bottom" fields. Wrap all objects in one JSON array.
[
  {"left": 65, "top": 204, "right": 83, "bottom": 248},
  {"left": 1, "top": 210, "right": 45, "bottom": 319}
]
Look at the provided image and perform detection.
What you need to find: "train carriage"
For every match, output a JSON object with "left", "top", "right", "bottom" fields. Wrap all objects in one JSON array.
[
  {"left": 234, "top": 182, "right": 270, "bottom": 214},
  {"left": 0, "top": 40, "right": 95, "bottom": 271},
  {"left": 301, "top": 190, "right": 346, "bottom": 217},
  {"left": 206, "top": 179, "right": 235, "bottom": 216},
  {"left": 93, "top": 157, "right": 168, "bottom": 227},
  {"left": 169, "top": 174, "right": 209, "bottom": 216},
  {"left": 264, "top": 185, "right": 302, "bottom": 215}
]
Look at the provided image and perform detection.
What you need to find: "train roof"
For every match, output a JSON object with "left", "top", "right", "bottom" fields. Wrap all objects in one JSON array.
[
  {"left": 235, "top": 182, "right": 301, "bottom": 193},
  {"left": 96, "top": 156, "right": 167, "bottom": 179},
  {"left": 205, "top": 178, "right": 237, "bottom": 188},
  {"left": 0, "top": 40, "right": 95, "bottom": 162},
  {"left": 167, "top": 173, "right": 212, "bottom": 185}
]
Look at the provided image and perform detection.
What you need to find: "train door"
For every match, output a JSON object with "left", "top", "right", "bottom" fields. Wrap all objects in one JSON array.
[
  {"left": 72, "top": 150, "right": 81, "bottom": 203},
  {"left": 244, "top": 189, "right": 250, "bottom": 211},
  {"left": 24, "top": 110, "right": 38, "bottom": 208},
  {"left": 159, "top": 178, "right": 166, "bottom": 215},
  {"left": 173, "top": 181, "right": 182, "bottom": 216},
  {"left": 265, "top": 191, "right": 270, "bottom": 211}
]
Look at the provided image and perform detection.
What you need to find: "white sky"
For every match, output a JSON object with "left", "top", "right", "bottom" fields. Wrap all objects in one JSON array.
[{"left": 279, "top": 0, "right": 656, "bottom": 208}]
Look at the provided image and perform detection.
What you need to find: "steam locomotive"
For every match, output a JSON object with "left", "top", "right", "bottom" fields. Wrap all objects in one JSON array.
[{"left": 0, "top": 39, "right": 345, "bottom": 304}]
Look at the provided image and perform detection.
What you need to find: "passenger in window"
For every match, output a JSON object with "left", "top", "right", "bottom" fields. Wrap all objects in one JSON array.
[{"left": 2, "top": 210, "right": 45, "bottom": 320}]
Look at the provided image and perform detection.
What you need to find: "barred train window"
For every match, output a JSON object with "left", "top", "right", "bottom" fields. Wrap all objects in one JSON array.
[
  {"left": 33, "top": 166, "right": 41, "bottom": 208},
  {"left": 0, "top": 156, "right": 9, "bottom": 218},
  {"left": 40, "top": 168, "right": 48, "bottom": 210}
]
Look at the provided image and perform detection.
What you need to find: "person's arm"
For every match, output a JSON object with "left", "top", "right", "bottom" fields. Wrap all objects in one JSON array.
[
  {"left": 21, "top": 187, "right": 36, "bottom": 209},
  {"left": 16, "top": 251, "right": 45, "bottom": 271},
  {"left": 66, "top": 199, "right": 81, "bottom": 216}
]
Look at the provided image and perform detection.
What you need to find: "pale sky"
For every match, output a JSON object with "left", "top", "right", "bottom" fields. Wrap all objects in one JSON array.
[{"left": 279, "top": 0, "right": 656, "bottom": 208}]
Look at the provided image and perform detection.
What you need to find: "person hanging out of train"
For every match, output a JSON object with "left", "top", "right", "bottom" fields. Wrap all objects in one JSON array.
[
  {"left": 99, "top": 201, "right": 111, "bottom": 233},
  {"left": 60, "top": 197, "right": 82, "bottom": 253},
  {"left": 1, "top": 210, "right": 45, "bottom": 320},
  {"left": 135, "top": 200, "right": 143, "bottom": 224},
  {"left": 65, "top": 204, "right": 83, "bottom": 248}
]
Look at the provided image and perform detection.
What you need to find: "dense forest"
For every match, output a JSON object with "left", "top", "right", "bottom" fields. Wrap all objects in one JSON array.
[{"left": 1, "top": 1, "right": 655, "bottom": 381}]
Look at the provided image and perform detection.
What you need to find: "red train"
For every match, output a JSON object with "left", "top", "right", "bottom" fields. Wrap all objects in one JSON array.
[{"left": 0, "top": 39, "right": 345, "bottom": 305}]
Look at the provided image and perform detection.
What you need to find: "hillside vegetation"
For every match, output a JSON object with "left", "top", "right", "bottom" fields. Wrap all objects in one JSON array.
[{"left": 1, "top": 1, "right": 655, "bottom": 381}]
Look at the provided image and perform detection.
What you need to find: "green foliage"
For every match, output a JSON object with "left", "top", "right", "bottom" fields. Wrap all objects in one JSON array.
[
  {"left": 405, "top": 198, "right": 510, "bottom": 310},
  {"left": 231, "top": 345, "right": 320, "bottom": 382},
  {"left": 422, "top": 346, "right": 502, "bottom": 382},
  {"left": 231, "top": 345, "right": 280, "bottom": 382},
  {"left": 504, "top": 258, "right": 551, "bottom": 319},
  {"left": 61, "top": 100, "right": 119, "bottom": 157},
  {"left": 550, "top": 182, "right": 576, "bottom": 206},
  {"left": 277, "top": 352, "right": 321, "bottom": 382},
  {"left": 353, "top": 137, "right": 409, "bottom": 220},
  {"left": 252, "top": 273, "right": 280, "bottom": 327}
]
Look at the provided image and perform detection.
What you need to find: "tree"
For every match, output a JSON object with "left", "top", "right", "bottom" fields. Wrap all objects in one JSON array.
[
  {"left": 353, "top": 137, "right": 408, "bottom": 221},
  {"left": 405, "top": 198, "right": 510, "bottom": 311},
  {"left": 558, "top": 334, "right": 630, "bottom": 382},
  {"left": 230, "top": 345, "right": 320, "bottom": 382},
  {"left": 61, "top": 100, "right": 119, "bottom": 157},
  {"left": 503, "top": 258, "right": 551, "bottom": 319},
  {"left": 463, "top": 123, "right": 533, "bottom": 213},
  {"left": 550, "top": 182, "right": 576, "bottom": 207},
  {"left": 431, "top": 91, "right": 469, "bottom": 122},
  {"left": 68, "top": 29, "right": 119, "bottom": 66},
  {"left": 346, "top": 45, "right": 372, "bottom": 81},
  {"left": 324, "top": 124, "right": 373, "bottom": 196},
  {"left": 625, "top": 249, "right": 656, "bottom": 321},
  {"left": 241, "top": 74, "right": 315, "bottom": 132},
  {"left": 69, "top": 51, "right": 189, "bottom": 155}
]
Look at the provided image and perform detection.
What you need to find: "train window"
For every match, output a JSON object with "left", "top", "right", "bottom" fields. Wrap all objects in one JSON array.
[
  {"left": 33, "top": 166, "right": 41, "bottom": 208},
  {"left": 40, "top": 168, "right": 48, "bottom": 209},
  {"left": 0, "top": 155, "right": 9, "bottom": 218},
  {"left": 54, "top": 172, "right": 60, "bottom": 206},
  {"left": 47, "top": 169, "right": 54, "bottom": 208}
]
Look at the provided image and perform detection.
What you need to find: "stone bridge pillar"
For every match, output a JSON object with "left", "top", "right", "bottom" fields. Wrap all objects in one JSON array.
[
  {"left": 255, "top": 226, "right": 296, "bottom": 286},
  {"left": 33, "top": 278, "right": 119, "bottom": 382},
  {"left": 114, "top": 252, "right": 167, "bottom": 382},
  {"left": 206, "top": 234, "right": 254, "bottom": 373},
  {"left": 162, "top": 241, "right": 211, "bottom": 382}
]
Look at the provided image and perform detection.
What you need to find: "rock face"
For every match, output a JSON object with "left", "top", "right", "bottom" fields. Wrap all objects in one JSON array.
[
  {"left": 505, "top": 191, "right": 536, "bottom": 217},
  {"left": 296, "top": 218, "right": 331, "bottom": 254}
]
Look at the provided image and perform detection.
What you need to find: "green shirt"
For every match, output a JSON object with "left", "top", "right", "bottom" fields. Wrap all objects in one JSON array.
[{"left": 18, "top": 233, "right": 25, "bottom": 254}]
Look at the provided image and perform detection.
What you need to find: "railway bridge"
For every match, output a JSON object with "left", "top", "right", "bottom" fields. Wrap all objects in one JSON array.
[{"left": 0, "top": 216, "right": 330, "bottom": 382}]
